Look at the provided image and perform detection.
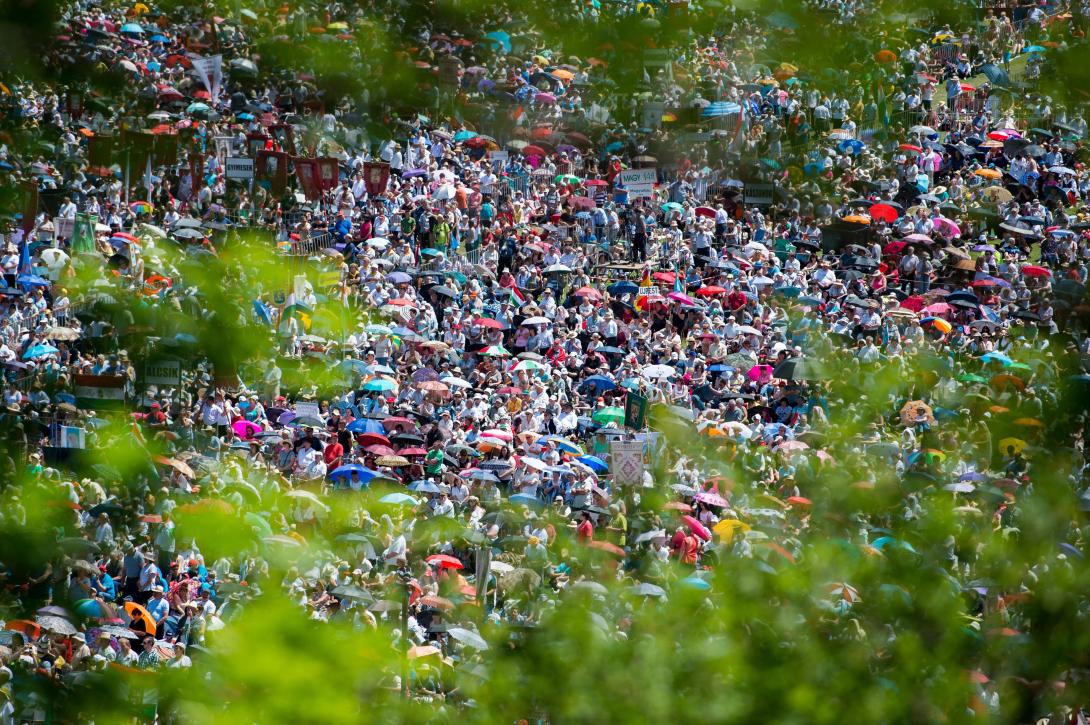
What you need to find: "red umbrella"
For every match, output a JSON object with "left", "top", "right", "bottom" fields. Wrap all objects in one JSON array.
[
  {"left": 473, "top": 317, "right": 505, "bottom": 330},
  {"left": 694, "top": 206, "right": 716, "bottom": 218},
  {"left": 900, "top": 295, "right": 925, "bottom": 312},
  {"left": 398, "top": 447, "right": 427, "bottom": 456},
  {"left": 869, "top": 203, "right": 899, "bottom": 223},
  {"left": 364, "top": 444, "right": 396, "bottom": 456},
  {"left": 356, "top": 433, "right": 391, "bottom": 447},
  {"left": 883, "top": 241, "right": 907, "bottom": 255},
  {"left": 381, "top": 416, "right": 416, "bottom": 432},
  {"left": 899, "top": 143, "right": 922, "bottom": 153},
  {"left": 1021, "top": 265, "right": 1051, "bottom": 278},
  {"left": 425, "top": 554, "right": 464, "bottom": 570},
  {"left": 651, "top": 271, "right": 676, "bottom": 284},
  {"left": 523, "top": 145, "right": 546, "bottom": 156},
  {"left": 572, "top": 286, "right": 602, "bottom": 300},
  {"left": 681, "top": 515, "right": 711, "bottom": 541},
  {"left": 582, "top": 179, "right": 608, "bottom": 187},
  {"left": 696, "top": 285, "right": 726, "bottom": 296},
  {"left": 587, "top": 540, "right": 625, "bottom": 556},
  {"left": 568, "top": 195, "right": 595, "bottom": 210}
]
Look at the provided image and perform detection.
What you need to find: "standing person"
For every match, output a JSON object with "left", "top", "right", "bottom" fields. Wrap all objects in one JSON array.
[{"left": 631, "top": 204, "right": 647, "bottom": 262}]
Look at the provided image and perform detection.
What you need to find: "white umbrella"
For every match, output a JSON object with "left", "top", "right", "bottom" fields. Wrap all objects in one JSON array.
[
  {"left": 40, "top": 248, "right": 70, "bottom": 269},
  {"left": 489, "top": 561, "right": 514, "bottom": 574},
  {"left": 440, "top": 376, "right": 472, "bottom": 388},
  {"left": 735, "top": 325, "right": 763, "bottom": 336},
  {"left": 750, "top": 275, "right": 774, "bottom": 286},
  {"left": 521, "top": 457, "right": 549, "bottom": 472},
  {"left": 542, "top": 263, "right": 571, "bottom": 274},
  {"left": 1049, "top": 166, "right": 1076, "bottom": 175},
  {"left": 943, "top": 482, "right": 975, "bottom": 493},
  {"left": 94, "top": 222, "right": 112, "bottom": 233},
  {"left": 366, "top": 237, "right": 389, "bottom": 248},
  {"left": 140, "top": 223, "right": 167, "bottom": 238},
  {"left": 642, "top": 364, "right": 676, "bottom": 379},
  {"left": 521, "top": 316, "right": 550, "bottom": 325},
  {"left": 433, "top": 184, "right": 455, "bottom": 201}
]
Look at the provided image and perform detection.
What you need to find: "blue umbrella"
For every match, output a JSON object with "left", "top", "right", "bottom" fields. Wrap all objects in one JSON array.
[
  {"left": 237, "top": 112, "right": 255, "bottom": 121},
  {"left": 336, "top": 359, "right": 372, "bottom": 376},
  {"left": 980, "top": 351, "right": 1012, "bottom": 365},
  {"left": 579, "top": 375, "right": 616, "bottom": 392},
  {"left": 837, "top": 139, "right": 864, "bottom": 154},
  {"left": 605, "top": 141, "right": 624, "bottom": 153},
  {"left": 510, "top": 493, "right": 543, "bottom": 508},
  {"left": 679, "top": 576, "right": 712, "bottom": 590},
  {"left": 483, "top": 30, "right": 511, "bottom": 53},
  {"left": 346, "top": 418, "right": 384, "bottom": 434},
  {"left": 453, "top": 130, "right": 478, "bottom": 142},
  {"left": 17, "top": 274, "right": 51, "bottom": 288},
  {"left": 386, "top": 271, "right": 412, "bottom": 285},
  {"left": 1024, "top": 45, "right": 1045, "bottom": 54},
  {"left": 363, "top": 378, "right": 397, "bottom": 392},
  {"left": 150, "top": 33, "right": 168, "bottom": 42},
  {"left": 24, "top": 344, "right": 59, "bottom": 359},
  {"left": 120, "top": 22, "right": 144, "bottom": 33},
  {"left": 607, "top": 281, "right": 639, "bottom": 296},
  {"left": 329, "top": 464, "right": 378, "bottom": 483},
  {"left": 408, "top": 480, "right": 441, "bottom": 493},
  {"left": 577, "top": 455, "right": 608, "bottom": 473},
  {"left": 707, "top": 364, "right": 735, "bottom": 373}
]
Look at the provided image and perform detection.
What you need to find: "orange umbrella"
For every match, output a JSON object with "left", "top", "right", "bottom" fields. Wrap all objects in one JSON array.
[
  {"left": 124, "top": 601, "right": 156, "bottom": 633},
  {"left": 990, "top": 373, "right": 1025, "bottom": 391},
  {"left": 587, "top": 540, "right": 625, "bottom": 557},
  {"left": 842, "top": 214, "right": 871, "bottom": 224},
  {"left": 974, "top": 168, "right": 1002, "bottom": 180},
  {"left": 874, "top": 49, "right": 897, "bottom": 63}
]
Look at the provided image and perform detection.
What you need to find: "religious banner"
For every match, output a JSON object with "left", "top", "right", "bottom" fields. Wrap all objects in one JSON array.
[
  {"left": 246, "top": 133, "right": 270, "bottom": 157},
  {"left": 87, "top": 134, "right": 115, "bottom": 168},
  {"left": 294, "top": 157, "right": 321, "bottom": 200},
  {"left": 362, "top": 162, "right": 390, "bottom": 196},
  {"left": 316, "top": 157, "right": 340, "bottom": 191},
  {"left": 268, "top": 124, "right": 296, "bottom": 155},
  {"left": 256, "top": 150, "right": 288, "bottom": 195}
]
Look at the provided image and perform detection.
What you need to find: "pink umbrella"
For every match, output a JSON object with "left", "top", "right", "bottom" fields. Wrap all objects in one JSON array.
[
  {"left": 232, "top": 419, "right": 261, "bottom": 439},
  {"left": 932, "top": 217, "right": 961, "bottom": 238},
  {"left": 694, "top": 491, "right": 730, "bottom": 508},
  {"left": 903, "top": 233, "right": 933, "bottom": 243},
  {"left": 480, "top": 429, "right": 513, "bottom": 442},
  {"left": 681, "top": 514, "right": 711, "bottom": 541},
  {"left": 775, "top": 440, "right": 810, "bottom": 453},
  {"left": 747, "top": 364, "right": 774, "bottom": 381},
  {"left": 923, "top": 302, "right": 952, "bottom": 316},
  {"left": 667, "top": 291, "right": 698, "bottom": 306}
]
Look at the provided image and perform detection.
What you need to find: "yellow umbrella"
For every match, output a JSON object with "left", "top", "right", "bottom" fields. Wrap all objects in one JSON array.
[
  {"left": 998, "top": 437, "right": 1026, "bottom": 454},
  {"left": 1013, "top": 417, "right": 1043, "bottom": 428},
  {"left": 713, "top": 519, "right": 750, "bottom": 543}
]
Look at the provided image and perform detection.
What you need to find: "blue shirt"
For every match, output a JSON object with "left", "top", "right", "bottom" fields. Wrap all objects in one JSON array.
[{"left": 146, "top": 595, "right": 169, "bottom": 624}]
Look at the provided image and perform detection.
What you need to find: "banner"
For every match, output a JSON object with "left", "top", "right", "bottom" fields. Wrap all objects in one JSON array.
[
  {"left": 21, "top": 181, "right": 38, "bottom": 235},
  {"left": 624, "top": 392, "right": 649, "bottom": 430},
  {"left": 316, "top": 157, "right": 340, "bottom": 191},
  {"left": 120, "top": 130, "right": 156, "bottom": 181},
  {"left": 268, "top": 124, "right": 296, "bottom": 155},
  {"left": 362, "top": 162, "right": 390, "bottom": 196},
  {"left": 74, "top": 374, "right": 127, "bottom": 409},
  {"left": 190, "top": 54, "right": 223, "bottom": 103},
  {"left": 71, "top": 213, "right": 97, "bottom": 254},
  {"left": 618, "top": 168, "right": 656, "bottom": 198},
  {"left": 152, "top": 133, "right": 179, "bottom": 166},
  {"left": 294, "top": 158, "right": 321, "bottom": 200},
  {"left": 256, "top": 150, "right": 289, "bottom": 195},
  {"left": 87, "top": 134, "right": 116, "bottom": 168},
  {"left": 610, "top": 440, "right": 645, "bottom": 485},
  {"left": 246, "top": 133, "right": 270, "bottom": 157}
]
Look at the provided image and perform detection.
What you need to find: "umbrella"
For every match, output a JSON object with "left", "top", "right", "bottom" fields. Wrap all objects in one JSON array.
[
  {"left": 36, "top": 616, "right": 77, "bottom": 636},
  {"left": 900, "top": 400, "right": 935, "bottom": 426},
  {"left": 425, "top": 554, "right": 464, "bottom": 570},
  {"left": 123, "top": 602, "right": 156, "bottom": 633},
  {"left": 379, "top": 493, "right": 419, "bottom": 506},
  {"left": 681, "top": 515, "right": 711, "bottom": 541},
  {"left": 592, "top": 407, "right": 624, "bottom": 425},
  {"left": 331, "top": 585, "right": 373, "bottom": 603},
  {"left": 447, "top": 627, "right": 488, "bottom": 650}
]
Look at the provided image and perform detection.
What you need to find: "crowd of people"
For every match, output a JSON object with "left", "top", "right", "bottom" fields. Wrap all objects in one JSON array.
[{"left": 1, "top": 0, "right": 1090, "bottom": 718}]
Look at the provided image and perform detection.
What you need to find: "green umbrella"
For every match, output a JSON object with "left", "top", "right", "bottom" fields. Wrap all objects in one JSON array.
[
  {"left": 593, "top": 406, "right": 625, "bottom": 424},
  {"left": 958, "top": 373, "right": 988, "bottom": 384},
  {"left": 661, "top": 202, "right": 683, "bottom": 213},
  {"left": 556, "top": 174, "right": 582, "bottom": 185},
  {"left": 186, "top": 102, "right": 210, "bottom": 115}
]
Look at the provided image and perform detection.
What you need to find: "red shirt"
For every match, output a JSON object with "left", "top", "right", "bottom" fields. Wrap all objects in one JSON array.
[
  {"left": 323, "top": 442, "right": 344, "bottom": 468},
  {"left": 576, "top": 519, "right": 594, "bottom": 543}
]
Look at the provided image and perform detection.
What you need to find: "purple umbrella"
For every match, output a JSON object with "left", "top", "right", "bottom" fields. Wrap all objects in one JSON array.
[
  {"left": 402, "top": 168, "right": 428, "bottom": 178},
  {"left": 277, "top": 410, "right": 297, "bottom": 425},
  {"left": 412, "top": 368, "right": 440, "bottom": 383},
  {"left": 535, "top": 92, "right": 557, "bottom": 105},
  {"left": 387, "top": 271, "right": 412, "bottom": 284},
  {"left": 477, "top": 78, "right": 496, "bottom": 93}
]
